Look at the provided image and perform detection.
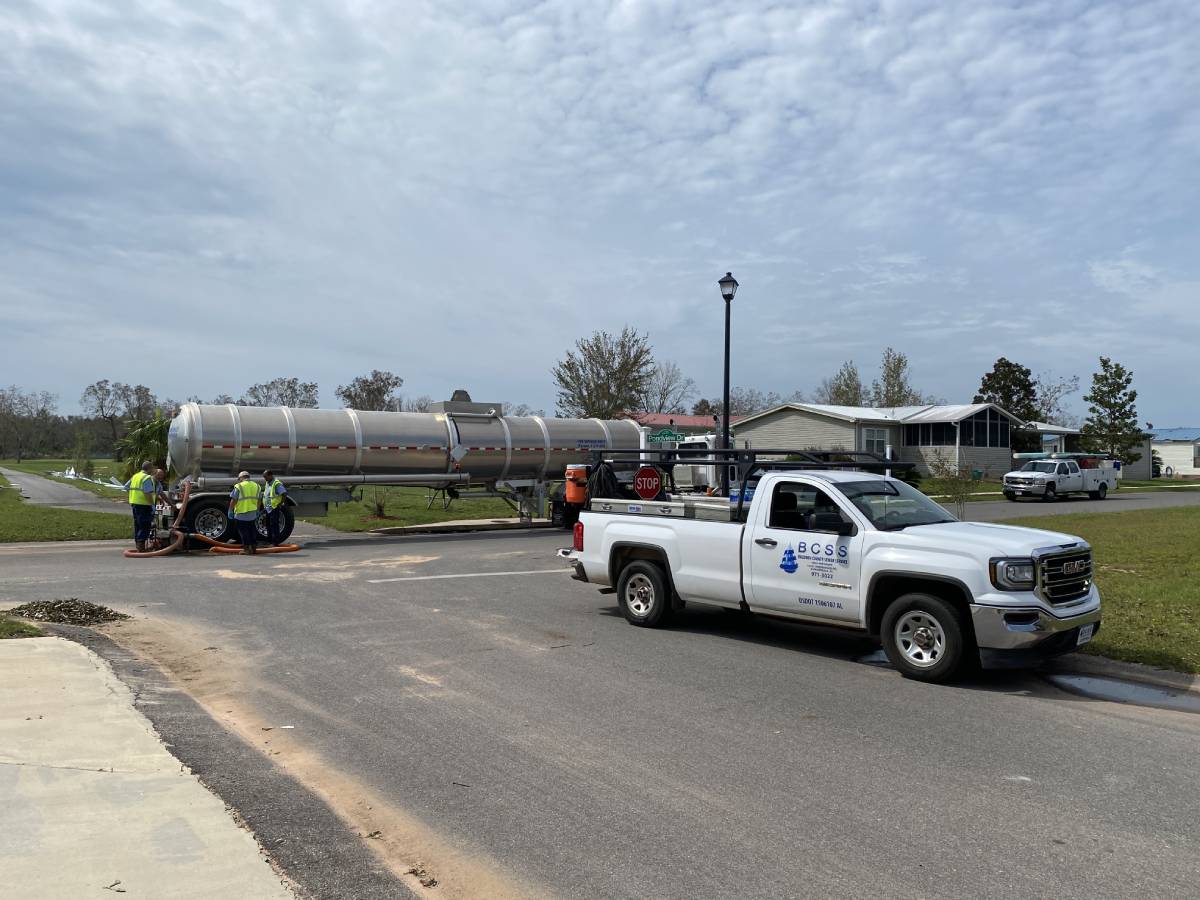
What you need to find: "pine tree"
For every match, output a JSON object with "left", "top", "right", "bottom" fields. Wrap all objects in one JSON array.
[{"left": 1080, "top": 357, "right": 1142, "bottom": 463}]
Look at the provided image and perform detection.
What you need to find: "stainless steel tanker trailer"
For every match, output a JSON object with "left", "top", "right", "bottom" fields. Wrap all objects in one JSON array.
[{"left": 164, "top": 397, "right": 645, "bottom": 543}]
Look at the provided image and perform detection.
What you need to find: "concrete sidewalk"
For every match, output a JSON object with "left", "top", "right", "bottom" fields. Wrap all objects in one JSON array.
[{"left": 0, "top": 637, "right": 295, "bottom": 899}]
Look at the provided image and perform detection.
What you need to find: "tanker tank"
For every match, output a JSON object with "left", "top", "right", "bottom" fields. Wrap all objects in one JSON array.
[{"left": 168, "top": 402, "right": 643, "bottom": 485}]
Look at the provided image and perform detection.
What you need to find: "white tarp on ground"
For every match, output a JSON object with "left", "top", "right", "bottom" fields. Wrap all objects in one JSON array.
[{"left": 48, "top": 468, "right": 125, "bottom": 490}]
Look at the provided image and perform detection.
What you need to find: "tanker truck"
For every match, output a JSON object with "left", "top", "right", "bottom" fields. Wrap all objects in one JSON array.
[{"left": 165, "top": 396, "right": 644, "bottom": 543}]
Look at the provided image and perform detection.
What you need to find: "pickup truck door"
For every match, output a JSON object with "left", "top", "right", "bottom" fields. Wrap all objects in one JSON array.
[
  {"left": 1063, "top": 461, "right": 1082, "bottom": 491},
  {"left": 746, "top": 479, "right": 864, "bottom": 623}
]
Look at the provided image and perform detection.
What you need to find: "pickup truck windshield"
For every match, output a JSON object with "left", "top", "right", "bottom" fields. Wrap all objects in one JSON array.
[
  {"left": 836, "top": 480, "right": 957, "bottom": 531},
  {"left": 1020, "top": 462, "right": 1058, "bottom": 473}
]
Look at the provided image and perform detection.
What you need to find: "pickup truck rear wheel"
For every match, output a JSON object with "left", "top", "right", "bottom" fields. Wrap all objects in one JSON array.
[
  {"left": 1088, "top": 483, "right": 1108, "bottom": 501},
  {"left": 617, "top": 561, "right": 673, "bottom": 628},
  {"left": 881, "top": 593, "right": 969, "bottom": 683}
]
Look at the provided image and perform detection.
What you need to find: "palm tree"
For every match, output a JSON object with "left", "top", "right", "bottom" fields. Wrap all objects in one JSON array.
[{"left": 115, "top": 412, "right": 172, "bottom": 480}]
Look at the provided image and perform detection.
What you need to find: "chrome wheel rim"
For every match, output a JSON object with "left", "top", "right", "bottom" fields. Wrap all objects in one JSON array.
[
  {"left": 624, "top": 573, "right": 656, "bottom": 617},
  {"left": 895, "top": 611, "right": 946, "bottom": 668},
  {"left": 193, "top": 508, "right": 228, "bottom": 539}
]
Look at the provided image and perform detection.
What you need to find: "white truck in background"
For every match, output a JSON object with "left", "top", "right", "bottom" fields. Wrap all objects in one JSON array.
[
  {"left": 1002, "top": 453, "right": 1118, "bottom": 502},
  {"left": 561, "top": 451, "right": 1101, "bottom": 683}
]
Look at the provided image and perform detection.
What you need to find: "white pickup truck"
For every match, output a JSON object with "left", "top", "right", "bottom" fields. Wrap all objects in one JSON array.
[
  {"left": 1003, "top": 457, "right": 1117, "bottom": 502},
  {"left": 562, "top": 467, "right": 1101, "bottom": 683}
]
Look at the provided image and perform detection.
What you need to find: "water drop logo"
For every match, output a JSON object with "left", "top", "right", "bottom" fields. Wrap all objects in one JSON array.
[{"left": 780, "top": 545, "right": 798, "bottom": 574}]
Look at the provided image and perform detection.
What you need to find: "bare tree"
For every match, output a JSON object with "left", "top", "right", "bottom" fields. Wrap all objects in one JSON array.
[
  {"left": 402, "top": 395, "right": 432, "bottom": 413},
  {"left": 1033, "top": 372, "right": 1081, "bottom": 427},
  {"left": 80, "top": 379, "right": 123, "bottom": 443},
  {"left": 336, "top": 370, "right": 404, "bottom": 411},
  {"left": 692, "top": 387, "right": 789, "bottom": 419},
  {"left": 641, "top": 361, "right": 697, "bottom": 414},
  {"left": 0, "top": 386, "right": 58, "bottom": 461},
  {"left": 551, "top": 327, "right": 655, "bottom": 418},
  {"left": 240, "top": 377, "right": 320, "bottom": 408},
  {"left": 504, "top": 402, "right": 545, "bottom": 417},
  {"left": 113, "top": 383, "right": 159, "bottom": 420}
]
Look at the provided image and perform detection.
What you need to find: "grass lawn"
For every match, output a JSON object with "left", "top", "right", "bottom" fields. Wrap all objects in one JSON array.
[
  {"left": 1116, "top": 479, "right": 1200, "bottom": 492},
  {"left": 0, "top": 474, "right": 131, "bottom": 542},
  {"left": 1007, "top": 506, "right": 1200, "bottom": 674},
  {"left": 0, "top": 616, "right": 43, "bottom": 638},
  {"left": 0, "top": 457, "right": 127, "bottom": 501},
  {"left": 303, "top": 485, "right": 517, "bottom": 532}
]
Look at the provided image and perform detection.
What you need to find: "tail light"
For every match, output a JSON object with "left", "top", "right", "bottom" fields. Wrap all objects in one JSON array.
[{"left": 573, "top": 520, "right": 584, "bottom": 552}]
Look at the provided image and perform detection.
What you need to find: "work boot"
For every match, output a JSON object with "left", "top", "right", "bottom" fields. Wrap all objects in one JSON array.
[
  {"left": 248, "top": 546, "right": 257, "bottom": 555},
  {"left": 240, "top": 547, "right": 251, "bottom": 555}
]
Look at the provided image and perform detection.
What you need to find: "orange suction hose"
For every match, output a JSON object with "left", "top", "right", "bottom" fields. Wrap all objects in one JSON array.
[
  {"left": 123, "top": 483, "right": 193, "bottom": 558},
  {"left": 207, "top": 543, "right": 301, "bottom": 554}
]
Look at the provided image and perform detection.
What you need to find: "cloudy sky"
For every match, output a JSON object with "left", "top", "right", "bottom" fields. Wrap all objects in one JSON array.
[{"left": 3, "top": 0, "right": 1197, "bottom": 423}]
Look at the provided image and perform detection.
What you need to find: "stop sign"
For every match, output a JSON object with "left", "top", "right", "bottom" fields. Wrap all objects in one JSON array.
[{"left": 633, "top": 465, "right": 662, "bottom": 500}]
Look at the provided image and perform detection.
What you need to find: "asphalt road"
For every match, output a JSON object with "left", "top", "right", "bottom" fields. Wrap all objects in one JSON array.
[
  {"left": 964, "top": 487, "right": 1200, "bottom": 521},
  {"left": 1, "top": 528, "right": 1196, "bottom": 900},
  {"left": 0, "top": 465, "right": 127, "bottom": 514}
]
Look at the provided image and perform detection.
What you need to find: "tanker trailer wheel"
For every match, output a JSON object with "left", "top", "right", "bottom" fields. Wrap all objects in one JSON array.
[
  {"left": 255, "top": 506, "right": 296, "bottom": 544},
  {"left": 188, "top": 502, "right": 233, "bottom": 543}
]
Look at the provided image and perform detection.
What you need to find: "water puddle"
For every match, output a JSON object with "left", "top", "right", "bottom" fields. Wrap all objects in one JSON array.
[{"left": 1045, "top": 674, "right": 1200, "bottom": 714}]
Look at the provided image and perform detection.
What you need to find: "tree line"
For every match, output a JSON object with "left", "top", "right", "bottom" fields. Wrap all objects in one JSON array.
[
  {"left": 0, "top": 343, "right": 1146, "bottom": 466},
  {"left": 0, "top": 369, "right": 542, "bottom": 462},
  {"left": 550, "top": 327, "right": 1145, "bottom": 462}
]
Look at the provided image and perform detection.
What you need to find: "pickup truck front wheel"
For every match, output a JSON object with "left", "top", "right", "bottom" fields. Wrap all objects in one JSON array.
[
  {"left": 881, "top": 594, "right": 969, "bottom": 683},
  {"left": 617, "top": 561, "right": 673, "bottom": 628}
]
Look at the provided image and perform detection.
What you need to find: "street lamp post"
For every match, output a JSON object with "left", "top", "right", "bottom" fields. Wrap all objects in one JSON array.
[{"left": 717, "top": 271, "right": 738, "bottom": 496}]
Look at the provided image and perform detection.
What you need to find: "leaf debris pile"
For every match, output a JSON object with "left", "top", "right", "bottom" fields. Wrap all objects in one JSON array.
[{"left": 7, "top": 598, "right": 130, "bottom": 626}]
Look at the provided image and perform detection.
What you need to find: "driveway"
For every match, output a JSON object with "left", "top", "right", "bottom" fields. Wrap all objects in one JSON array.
[{"left": 0, "top": 466, "right": 127, "bottom": 515}]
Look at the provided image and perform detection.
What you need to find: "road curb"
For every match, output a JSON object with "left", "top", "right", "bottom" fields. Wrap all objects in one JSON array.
[
  {"left": 1047, "top": 653, "right": 1200, "bottom": 696},
  {"left": 44, "top": 623, "right": 418, "bottom": 900},
  {"left": 371, "top": 518, "right": 553, "bottom": 535}
]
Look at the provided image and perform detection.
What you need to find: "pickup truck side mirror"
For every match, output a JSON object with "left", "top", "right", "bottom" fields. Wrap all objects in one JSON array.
[{"left": 812, "top": 511, "right": 856, "bottom": 536}]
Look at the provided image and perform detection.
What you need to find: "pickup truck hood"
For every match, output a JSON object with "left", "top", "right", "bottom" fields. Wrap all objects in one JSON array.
[{"left": 893, "top": 521, "right": 1084, "bottom": 556}]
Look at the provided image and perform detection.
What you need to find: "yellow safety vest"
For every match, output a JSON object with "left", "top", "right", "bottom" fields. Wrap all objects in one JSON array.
[
  {"left": 265, "top": 479, "right": 285, "bottom": 510},
  {"left": 128, "top": 472, "right": 155, "bottom": 506},
  {"left": 234, "top": 480, "right": 261, "bottom": 515}
]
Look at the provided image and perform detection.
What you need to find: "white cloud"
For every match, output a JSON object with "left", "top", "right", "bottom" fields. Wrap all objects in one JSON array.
[{"left": 0, "top": 0, "right": 1197, "bottom": 424}]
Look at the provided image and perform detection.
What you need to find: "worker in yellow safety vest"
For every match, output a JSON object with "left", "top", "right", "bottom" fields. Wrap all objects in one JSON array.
[
  {"left": 227, "top": 471, "right": 262, "bottom": 555},
  {"left": 261, "top": 469, "right": 288, "bottom": 546},
  {"left": 123, "top": 461, "right": 157, "bottom": 552}
]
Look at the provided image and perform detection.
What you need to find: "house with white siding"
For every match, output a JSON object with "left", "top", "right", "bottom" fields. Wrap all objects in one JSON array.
[
  {"left": 730, "top": 402, "right": 1024, "bottom": 477},
  {"left": 1149, "top": 428, "right": 1200, "bottom": 477}
]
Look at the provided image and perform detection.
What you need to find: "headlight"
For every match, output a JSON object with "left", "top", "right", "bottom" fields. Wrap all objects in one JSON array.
[{"left": 990, "top": 558, "right": 1035, "bottom": 590}]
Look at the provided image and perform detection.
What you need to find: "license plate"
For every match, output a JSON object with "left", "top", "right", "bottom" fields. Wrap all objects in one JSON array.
[{"left": 1076, "top": 624, "right": 1095, "bottom": 646}]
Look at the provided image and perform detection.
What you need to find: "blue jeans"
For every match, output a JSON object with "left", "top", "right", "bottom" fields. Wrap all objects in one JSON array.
[
  {"left": 236, "top": 518, "right": 258, "bottom": 548},
  {"left": 131, "top": 505, "right": 154, "bottom": 542}
]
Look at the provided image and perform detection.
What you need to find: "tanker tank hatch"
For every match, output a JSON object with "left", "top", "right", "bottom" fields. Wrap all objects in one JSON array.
[{"left": 429, "top": 390, "right": 506, "bottom": 416}]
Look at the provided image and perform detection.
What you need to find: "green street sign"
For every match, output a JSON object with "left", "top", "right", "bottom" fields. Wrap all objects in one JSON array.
[{"left": 647, "top": 428, "right": 687, "bottom": 443}]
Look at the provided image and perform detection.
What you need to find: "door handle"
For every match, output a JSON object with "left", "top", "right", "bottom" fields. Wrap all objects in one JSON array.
[{"left": 755, "top": 537, "right": 778, "bottom": 548}]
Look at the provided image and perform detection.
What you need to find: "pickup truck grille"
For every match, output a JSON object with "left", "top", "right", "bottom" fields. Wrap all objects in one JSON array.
[{"left": 1038, "top": 550, "right": 1093, "bottom": 605}]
